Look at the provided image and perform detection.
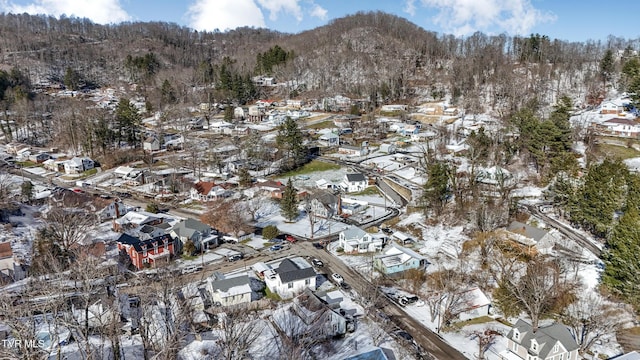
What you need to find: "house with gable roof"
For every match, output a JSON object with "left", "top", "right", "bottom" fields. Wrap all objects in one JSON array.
[
  {"left": 170, "top": 218, "right": 219, "bottom": 252},
  {"left": 506, "top": 221, "right": 560, "bottom": 255},
  {"left": 373, "top": 243, "right": 428, "bottom": 274},
  {"left": 500, "top": 319, "right": 579, "bottom": 360},
  {"left": 309, "top": 190, "right": 340, "bottom": 219},
  {"left": 596, "top": 118, "right": 640, "bottom": 138},
  {"left": 116, "top": 233, "right": 175, "bottom": 270},
  {"left": 190, "top": 181, "right": 231, "bottom": 201},
  {"left": 339, "top": 225, "right": 382, "bottom": 253},
  {"left": 263, "top": 257, "right": 317, "bottom": 298},
  {"left": 63, "top": 157, "right": 94, "bottom": 174},
  {"left": 340, "top": 173, "right": 368, "bottom": 193},
  {"left": 206, "top": 273, "right": 252, "bottom": 307}
]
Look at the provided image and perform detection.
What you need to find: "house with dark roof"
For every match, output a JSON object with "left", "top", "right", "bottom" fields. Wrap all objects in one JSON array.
[
  {"left": 170, "top": 218, "right": 219, "bottom": 252},
  {"left": 341, "top": 173, "right": 368, "bottom": 193},
  {"left": 506, "top": 221, "right": 560, "bottom": 255},
  {"left": 263, "top": 257, "right": 316, "bottom": 298},
  {"left": 500, "top": 319, "right": 579, "bottom": 360},
  {"left": 596, "top": 117, "right": 640, "bottom": 138},
  {"left": 309, "top": 190, "right": 340, "bottom": 219},
  {"left": 206, "top": 273, "right": 252, "bottom": 307},
  {"left": 339, "top": 225, "right": 382, "bottom": 254},
  {"left": 116, "top": 233, "right": 175, "bottom": 270}
]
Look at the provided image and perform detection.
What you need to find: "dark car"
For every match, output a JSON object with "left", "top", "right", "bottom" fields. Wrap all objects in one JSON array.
[
  {"left": 340, "top": 282, "right": 352, "bottom": 290},
  {"left": 311, "top": 258, "right": 324, "bottom": 267},
  {"left": 393, "top": 330, "right": 414, "bottom": 342},
  {"left": 269, "top": 245, "right": 283, "bottom": 252},
  {"left": 312, "top": 242, "right": 324, "bottom": 249},
  {"left": 227, "top": 254, "right": 243, "bottom": 262}
]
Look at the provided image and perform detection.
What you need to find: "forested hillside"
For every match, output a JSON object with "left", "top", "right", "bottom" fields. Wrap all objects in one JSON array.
[{"left": 0, "top": 11, "right": 639, "bottom": 114}]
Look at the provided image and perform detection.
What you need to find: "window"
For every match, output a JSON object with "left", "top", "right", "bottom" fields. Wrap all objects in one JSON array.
[
  {"left": 531, "top": 340, "right": 538, "bottom": 352},
  {"left": 513, "top": 329, "right": 520, "bottom": 341},
  {"left": 288, "top": 282, "right": 293, "bottom": 289},
  {"left": 559, "top": 354, "right": 564, "bottom": 360},
  {"left": 554, "top": 344, "right": 559, "bottom": 353}
]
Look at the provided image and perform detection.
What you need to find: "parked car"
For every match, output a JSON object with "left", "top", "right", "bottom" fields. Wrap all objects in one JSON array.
[
  {"left": 311, "top": 258, "right": 324, "bottom": 267},
  {"left": 331, "top": 273, "right": 344, "bottom": 284},
  {"left": 285, "top": 235, "right": 297, "bottom": 243},
  {"left": 181, "top": 265, "right": 203, "bottom": 274},
  {"left": 269, "top": 238, "right": 284, "bottom": 244},
  {"left": 313, "top": 242, "right": 324, "bottom": 249},
  {"left": 227, "top": 254, "right": 243, "bottom": 262},
  {"left": 269, "top": 245, "right": 283, "bottom": 252},
  {"left": 340, "top": 282, "right": 352, "bottom": 290}
]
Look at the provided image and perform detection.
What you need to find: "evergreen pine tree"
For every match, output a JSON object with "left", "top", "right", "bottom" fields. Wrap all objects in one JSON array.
[
  {"left": 602, "top": 207, "right": 640, "bottom": 309},
  {"left": 280, "top": 178, "right": 298, "bottom": 222},
  {"left": 422, "top": 161, "right": 451, "bottom": 216}
]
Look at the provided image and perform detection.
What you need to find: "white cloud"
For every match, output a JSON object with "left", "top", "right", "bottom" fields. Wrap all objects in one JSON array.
[
  {"left": 256, "top": 0, "right": 302, "bottom": 22},
  {"left": 404, "top": 0, "right": 417, "bottom": 17},
  {"left": 0, "top": 0, "right": 130, "bottom": 24},
  {"left": 309, "top": 3, "right": 327, "bottom": 21},
  {"left": 418, "top": 0, "right": 556, "bottom": 37},
  {"left": 186, "top": 0, "right": 265, "bottom": 32}
]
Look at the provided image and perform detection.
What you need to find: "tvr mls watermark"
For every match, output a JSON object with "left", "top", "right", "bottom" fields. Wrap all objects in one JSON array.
[{"left": 1, "top": 339, "right": 45, "bottom": 349}]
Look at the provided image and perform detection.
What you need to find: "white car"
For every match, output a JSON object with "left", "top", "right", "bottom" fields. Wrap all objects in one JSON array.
[{"left": 331, "top": 273, "right": 344, "bottom": 284}]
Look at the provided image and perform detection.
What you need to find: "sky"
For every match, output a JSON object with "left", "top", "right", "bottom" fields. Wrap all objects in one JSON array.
[{"left": 0, "top": 0, "right": 638, "bottom": 42}]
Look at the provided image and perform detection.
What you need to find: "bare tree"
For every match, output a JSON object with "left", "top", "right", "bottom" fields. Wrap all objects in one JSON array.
[
  {"left": 469, "top": 329, "right": 500, "bottom": 360},
  {"left": 560, "top": 293, "right": 627, "bottom": 355},
  {"left": 503, "top": 258, "right": 570, "bottom": 332},
  {"left": 211, "top": 305, "right": 265, "bottom": 360},
  {"left": 303, "top": 194, "right": 316, "bottom": 240}
]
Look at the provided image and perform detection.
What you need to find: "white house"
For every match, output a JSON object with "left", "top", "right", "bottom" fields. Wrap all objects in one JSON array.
[
  {"left": 143, "top": 137, "right": 160, "bottom": 151},
  {"left": 381, "top": 104, "right": 408, "bottom": 112},
  {"left": 338, "top": 145, "right": 368, "bottom": 157},
  {"left": 340, "top": 173, "right": 368, "bottom": 193},
  {"left": 96, "top": 200, "right": 129, "bottom": 222},
  {"left": 318, "top": 132, "right": 340, "bottom": 147},
  {"left": 190, "top": 181, "right": 230, "bottom": 201},
  {"left": 264, "top": 257, "right": 317, "bottom": 299},
  {"left": 500, "top": 319, "right": 579, "bottom": 360},
  {"left": 597, "top": 118, "right": 640, "bottom": 138},
  {"left": 64, "top": 157, "right": 94, "bottom": 174},
  {"left": 506, "top": 221, "right": 560, "bottom": 254},
  {"left": 448, "top": 288, "right": 491, "bottom": 322},
  {"left": 339, "top": 226, "right": 382, "bottom": 253},
  {"left": 170, "top": 218, "right": 219, "bottom": 252},
  {"left": 206, "top": 273, "right": 252, "bottom": 307},
  {"left": 309, "top": 191, "right": 340, "bottom": 219},
  {"left": 599, "top": 100, "right": 624, "bottom": 114}
]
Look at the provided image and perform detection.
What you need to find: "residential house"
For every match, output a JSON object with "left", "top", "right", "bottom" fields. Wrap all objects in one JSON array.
[
  {"left": 113, "top": 166, "right": 135, "bottom": 179},
  {"left": 287, "top": 98, "right": 305, "bottom": 108},
  {"left": 342, "top": 347, "right": 396, "bottom": 360},
  {"left": 170, "top": 218, "right": 219, "bottom": 252},
  {"left": 113, "top": 211, "right": 164, "bottom": 231},
  {"left": 507, "top": 221, "right": 560, "bottom": 255},
  {"left": 127, "top": 224, "right": 167, "bottom": 241},
  {"left": 318, "top": 132, "right": 340, "bottom": 147},
  {"left": 596, "top": 118, "right": 640, "bottom": 138},
  {"left": 206, "top": 273, "right": 252, "bottom": 307},
  {"left": 338, "top": 144, "right": 368, "bottom": 157},
  {"left": 96, "top": 200, "right": 129, "bottom": 222},
  {"left": 381, "top": 104, "right": 408, "bottom": 112},
  {"left": 143, "top": 137, "right": 160, "bottom": 151},
  {"left": 500, "top": 319, "right": 579, "bottom": 360},
  {"left": 63, "top": 157, "right": 94, "bottom": 174},
  {"left": 600, "top": 100, "right": 624, "bottom": 114},
  {"left": 289, "top": 289, "right": 347, "bottom": 338},
  {"left": 445, "top": 288, "right": 491, "bottom": 322},
  {"left": 373, "top": 243, "right": 428, "bottom": 275},
  {"left": 190, "top": 181, "right": 230, "bottom": 201},
  {"left": 340, "top": 173, "right": 368, "bottom": 193},
  {"left": 263, "top": 257, "right": 317, "bottom": 298},
  {"left": 28, "top": 152, "right": 50, "bottom": 163},
  {"left": 444, "top": 107, "right": 459, "bottom": 116},
  {"left": 255, "top": 179, "right": 286, "bottom": 199},
  {"left": 309, "top": 191, "right": 340, "bottom": 219},
  {"left": 116, "top": 233, "right": 175, "bottom": 270},
  {"left": 339, "top": 226, "right": 382, "bottom": 253},
  {"left": 247, "top": 105, "right": 266, "bottom": 122}
]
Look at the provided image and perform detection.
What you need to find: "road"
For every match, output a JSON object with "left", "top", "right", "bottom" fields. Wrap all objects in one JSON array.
[
  {"left": 297, "top": 241, "right": 467, "bottom": 360},
  {"left": 524, "top": 204, "right": 602, "bottom": 257}
]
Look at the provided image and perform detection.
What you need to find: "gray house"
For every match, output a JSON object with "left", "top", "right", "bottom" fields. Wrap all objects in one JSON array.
[
  {"left": 501, "top": 319, "right": 579, "bottom": 360},
  {"left": 170, "top": 218, "right": 219, "bottom": 252},
  {"left": 506, "top": 221, "right": 560, "bottom": 254}
]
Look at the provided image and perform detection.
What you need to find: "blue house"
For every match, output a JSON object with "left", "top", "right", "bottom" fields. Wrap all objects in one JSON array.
[{"left": 373, "top": 243, "right": 428, "bottom": 275}]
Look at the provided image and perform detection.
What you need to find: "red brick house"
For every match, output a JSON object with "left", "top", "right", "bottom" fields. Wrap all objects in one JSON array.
[{"left": 117, "top": 233, "right": 175, "bottom": 270}]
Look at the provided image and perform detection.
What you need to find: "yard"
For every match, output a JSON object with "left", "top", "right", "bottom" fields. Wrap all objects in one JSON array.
[
  {"left": 597, "top": 143, "right": 640, "bottom": 160},
  {"left": 278, "top": 159, "right": 341, "bottom": 177}
]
